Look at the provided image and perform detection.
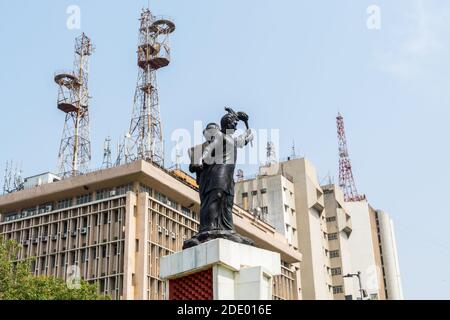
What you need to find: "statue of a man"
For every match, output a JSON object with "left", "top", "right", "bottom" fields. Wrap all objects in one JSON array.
[{"left": 183, "top": 108, "right": 254, "bottom": 249}]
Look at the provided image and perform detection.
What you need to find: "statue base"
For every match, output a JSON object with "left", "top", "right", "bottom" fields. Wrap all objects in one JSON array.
[
  {"left": 183, "top": 230, "right": 254, "bottom": 250},
  {"left": 160, "top": 239, "right": 281, "bottom": 300}
]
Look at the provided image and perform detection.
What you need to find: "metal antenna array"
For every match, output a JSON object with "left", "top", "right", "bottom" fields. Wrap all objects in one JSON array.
[
  {"left": 266, "top": 141, "right": 277, "bottom": 165},
  {"left": 337, "top": 112, "right": 365, "bottom": 202},
  {"left": 127, "top": 8, "right": 175, "bottom": 167},
  {"left": 55, "top": 33, "right": 94, "bottom": 177},
  {"left": 2, "top": 161, "right": 24, "bottom": 194},
  {"left": 102, "top": 137, "right": 113, "bottom": 169}
]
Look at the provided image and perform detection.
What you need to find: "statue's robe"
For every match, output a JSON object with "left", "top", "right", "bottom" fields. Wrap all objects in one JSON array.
[{"left": 190, "top": 131, "right": 247, "bottom": 233}]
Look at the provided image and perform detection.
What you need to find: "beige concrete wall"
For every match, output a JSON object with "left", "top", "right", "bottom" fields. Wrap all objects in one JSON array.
[
  {"left": 135, "top": 191, "right": 149, "bottom": 299},
  {"left": 377, "top": 210, "right": 403, "bottom": 300},
  {"left": 346, "top": 200, "right": 384, "bottom": 300},
  {"left": 280, "top": 158, "right": 332, "bottom": 300},
  {"left": 123, "top": 192, "right": 137, "bottom": 300},
  {"left": 322, "top": 184, "right": 357, "bottom": 300}
]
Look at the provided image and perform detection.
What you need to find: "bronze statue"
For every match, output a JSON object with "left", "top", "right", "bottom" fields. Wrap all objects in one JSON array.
[{"left": 183, "top": 107, "right": 254, "bottom": 249}]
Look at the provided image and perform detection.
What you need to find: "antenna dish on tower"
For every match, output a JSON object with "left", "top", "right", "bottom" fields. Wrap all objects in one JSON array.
[
  {"left": 127, "top": 8, "right": 175, "bottom": 167},
  {"left": 55, "top": 33, "right": 94, "bottom": 178}
]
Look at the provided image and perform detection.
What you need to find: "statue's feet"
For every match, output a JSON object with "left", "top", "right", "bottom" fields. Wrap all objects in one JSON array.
[{"left": 183, "top": 230, "right": 254, "bottom": 250}]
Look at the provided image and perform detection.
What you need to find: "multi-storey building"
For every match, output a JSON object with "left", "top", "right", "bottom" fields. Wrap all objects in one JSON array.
[
  {"left": 235, "top": 163, "right": 298, "bottom": 249},
  {"left": 0, "top": 160, "right": 301, "bottom": 300},
  {"left": 321, "top": 184, "right": 356, "bottom": 300},
  {"left": 235, "top": 156, "right": 404, "bottom": 300},
  {"left": 236, "top": 157, "right": 336, "bottom": 300},
  {"left": 277, "top": 157, "right": 334, "bottom": 300},
  {"left": 346, "top": 200, "right": 403, "bottom": 300}
]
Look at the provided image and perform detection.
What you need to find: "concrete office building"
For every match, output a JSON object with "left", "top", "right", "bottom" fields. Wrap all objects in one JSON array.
[
  {"left": 236, "top": 158, "right": 335, "bottom": 300},
  {"left": 0, "top": 160, "right": 302, "bottom": 300},
  {"left": 277, "top": 158, "right": 334, "bottom": 300},
  {"left": 235, "top": 163, "right": 298, "bottom": 249},
  {"left": 346, "top": 200, "right": 403, "bottom": 300}
]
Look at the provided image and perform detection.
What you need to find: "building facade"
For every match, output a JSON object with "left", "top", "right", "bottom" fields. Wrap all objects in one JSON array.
[
  {"left": 0, "top": 160, "right": 302, "bottom": 300},
  {"left": 235, "top": 163, "right": 298, "bottom": 249},
  {"left": 374, "top": 209, "right": 404, "bottom": 300},
  {"left": 236, "top": 158, "right": 337, "bottom": 300},
  {"left": 346, "top": 201, "right": 403, "bottom": 300},
  {"left": 321, "top": 184, "right": 357, "bottom": 300}
]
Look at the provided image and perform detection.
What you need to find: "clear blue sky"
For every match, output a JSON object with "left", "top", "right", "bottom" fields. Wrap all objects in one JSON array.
[{"left": 1, "top": 0, "right": 449, "bottom": 299}]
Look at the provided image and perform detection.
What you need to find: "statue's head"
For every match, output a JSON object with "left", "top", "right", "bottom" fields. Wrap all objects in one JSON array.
[
  {"left": 203, "top": 123, "right": 220, "bottom": 142},
  {"left": 220, "top": 112, "right": 238, "bottom": 134}
]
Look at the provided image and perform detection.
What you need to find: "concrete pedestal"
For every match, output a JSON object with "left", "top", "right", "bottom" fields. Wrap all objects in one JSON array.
[{"left": 160, "top": 239, "right": 281, "bottom": 300}]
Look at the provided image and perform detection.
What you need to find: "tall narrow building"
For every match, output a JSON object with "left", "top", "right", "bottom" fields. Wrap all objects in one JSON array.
[
  {"left": 321, "top": 184, "right": 357, "bottom": 299},
  {"left": 346, "top": 201, "right": 403, "bottom": 300}
]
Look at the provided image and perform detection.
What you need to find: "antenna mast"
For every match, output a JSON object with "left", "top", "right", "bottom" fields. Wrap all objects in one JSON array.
[
  {"left": 127, "top": 8, "right": 175, "bottom": 167},
  {"left": 2, "top": 161, "right": 24, "bottom": 194},
  {"left": 102, "top": 137, "right": 113, "bottom": 169},
  {"left": 266, "top": 141, "right": 276, "bottom": 165},
  {"left": 55, "top": 33, "right": 94, "bottom": 177},
  {"left": 337, "top": 112, "right": 364, "bottom": 202}
]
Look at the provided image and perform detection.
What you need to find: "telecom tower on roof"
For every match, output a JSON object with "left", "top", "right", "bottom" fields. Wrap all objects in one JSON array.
[
  {"left": 337, "top": 112, "right": 365, "bottom": 202},
  {"left": 127, "top": 8, "right": 175, "bottom": 167},
  {"left": 102, "top": 137, "right": 113, "bottom": 169},
  {"left": 55, "top": 33, "right": 94, "bottom": 177}
]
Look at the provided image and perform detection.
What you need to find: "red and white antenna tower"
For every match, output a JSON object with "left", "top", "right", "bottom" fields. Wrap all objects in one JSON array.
[{"left": 337, "top": 112, "right": 365, "bottom": 202}]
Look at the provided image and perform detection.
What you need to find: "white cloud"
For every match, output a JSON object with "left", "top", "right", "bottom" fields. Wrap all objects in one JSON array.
[{"left": 377, "top": 0, "right": 450, "bottom": 79}]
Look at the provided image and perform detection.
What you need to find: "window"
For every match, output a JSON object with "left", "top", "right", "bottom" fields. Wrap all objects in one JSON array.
[
  {"left": 155, "top": 192, "right": 168, "bottom": 204},
  {"left": 112, "top": 243, "right": 118, "bottom": 256},
  {"left": 333, "top": 286, "right": 344, "bottom": 294},
  {"left": 96, "top": 188, "right": 113, "bottom": 201},
  {"left": 328, "top": 233, "right": 338, "bottom": 241},
  {"left": 242, "top": 192, "right": 248, "bottom": 198},
  {"left": 76, "top": 193, "right": 92, "bottom": 205},
  {"left": 56, "top": 198, "right": 72, "bottom": 210},
  {"left": 260, "top": 188, "right": 267, "bottom": 194},
  {"left": 330, "top": 250, "right": 340, "bottom": 258},
  {"left": 167, "top": 198, "right": 179, "bottom": 210},
  {"left": 331, "top": 267, "right": 342, "bottom": 276},
  {"left": 261, "top": 207, "right": 268, "bottom": 215},
  {"left": 139, "top": 184, "right": 152, "bottom": 195},
  {"left": 326, "top": 216, "right": 336, "bottom": 222},
  {"left": 100, "top": 279, "right": 105, "bottom": 292},
  {"left": 181, "top": 207, "right": 191, "bottom": 217},
  {"left": 251, "top": 191, "right": 257, "bottom": 196},
  {"left": 116, "top": 184, "right": 132, "bottom": 196}
]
